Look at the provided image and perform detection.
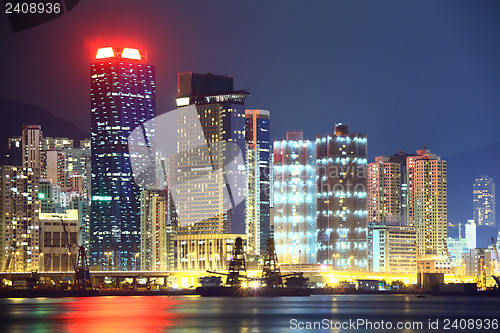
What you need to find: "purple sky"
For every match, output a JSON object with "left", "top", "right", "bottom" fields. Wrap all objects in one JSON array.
[{"left": 1, "top": 0, "right": 500, "bottom": 162}]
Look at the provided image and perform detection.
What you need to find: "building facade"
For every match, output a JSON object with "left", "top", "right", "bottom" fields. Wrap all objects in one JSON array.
[
  {"left": 245, "top": 109, "right": 271, "bottom": 255},
  {"left": 90, "top": 47, "right": 156, "bottom": 270},
  {"left": 273, "top": 131, "right": 317, "bottom": 265},
  {"left": 22, "top": 124, "right": 42, "bottom": 170},
  {"left": 473, "top": 175, "right": 496, "bottom": 227},
  {"left": 368, "top": 223, "right": 417, "bottom": 273},
  {"left": 0, "top": 166, "right": 40, "bottom": 272},
  {"left": 174, "top": 72, "right": 247, "bottom": 270},
  {"left": 406, "top": 149, "right": 447, "bottom": 261},
  {"left": 367, "top": 156, "right": 401, "bottom": 224},
  {"left": 39, "top": 210, "right": 79, "bottom": 272},
  {"left": 140, "top": 189, "right": 167, "bottom": 271},
  {"left": 316, "top": 123, "right": 368, "bottom": 270}
]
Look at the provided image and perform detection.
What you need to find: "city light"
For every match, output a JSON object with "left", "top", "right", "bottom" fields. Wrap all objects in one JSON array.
[
  {"left": 121, "top": 48, "right": 141, "bottom": 60},
  {"left": 95, "top": 47, "right": 114, "bottom": 59}
]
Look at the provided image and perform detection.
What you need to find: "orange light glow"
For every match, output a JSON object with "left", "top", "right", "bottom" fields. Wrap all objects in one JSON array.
[
  {"left": 59, "top": 296, "right": 183, "bottom": 333},
  {"left": 121, "top": 48, "right": 141, "bottom": 60},
  {"left": 96, "top": 47, "right": 115, "bottom": 59}
]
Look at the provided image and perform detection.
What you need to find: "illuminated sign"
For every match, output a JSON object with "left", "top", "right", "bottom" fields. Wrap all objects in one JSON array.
[
  {"left": 176, "top": 97, "right": 190, "bottom": 107},
  {"left": 121, "top": 48, "right": 141, "bottom": 60},
  {"left": 92, "top": 195, "right": 112, "bottom": 201},
  {"left": 96, "top": 47, "right": 142, "bottom": 60},
  {"left": 96, "top": 47, "right": 115, "bottom": 59}
]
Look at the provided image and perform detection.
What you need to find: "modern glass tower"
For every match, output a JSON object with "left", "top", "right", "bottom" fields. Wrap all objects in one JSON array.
[
  {"left": 90, "top": 47, "right": 155, "bottom": 270},
  {"left": 245, "top": 109, "right": 271, "bottom": 255},
  {"left": 174, "top": 72, "right": 248, "bottom": 271}
]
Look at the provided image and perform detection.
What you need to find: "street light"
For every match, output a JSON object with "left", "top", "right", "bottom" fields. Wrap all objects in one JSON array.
[
  {"left": 39, "top": 252, "right": 44, "bottom": 272},
  {"left": 135, "top": 253, "right": 140, "bottom": 270},
  {"left": 105, "top": 252, "right": 112, "bottom": 271}
]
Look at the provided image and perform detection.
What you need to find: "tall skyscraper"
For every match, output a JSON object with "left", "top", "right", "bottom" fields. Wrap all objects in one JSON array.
[
  {"left": 22, "top": 124, "right": 42, "bottom": 170},
  {"left": 0, "top": 166, "right": 40, "bottom": 272},
  {"left": 174, "top": 72, "right": 248, "bottom": 270},
  {"left": 367, "top": 156, "right": 401, "bottom": 224},
  {"left": 90, "top": 47, "right": 155, "bottom": 270},
  {"left": 273, "top": 131, "right": 317, "bottom": 265},
  {"left": 245, "top": 109, "right": 271, "bottom": 255},
  {"left": 140, "top": 189, "right": 167, "bottom": 271},
  {"left": 316, "top": 123, "right": 368, "bottom": 270},
  {"left": 40, "top": 148, "right": 66, "bottom": 186},
  {"left": 473, "top": 175, "right": 496, "bottom": 227},
  {"left": 65, "top": 139, "right": 91, "bottom": 200},
  {"left": 406, "top": 149, "right": 447, "bottom": 260}
]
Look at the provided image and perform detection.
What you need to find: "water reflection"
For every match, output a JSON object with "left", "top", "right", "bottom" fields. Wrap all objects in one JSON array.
[
  {"left": 0, "top": 295, "right": 499, "bottom": 333},
  {"left": 58, "top": 296, "right": 183, "bottom": 333}
]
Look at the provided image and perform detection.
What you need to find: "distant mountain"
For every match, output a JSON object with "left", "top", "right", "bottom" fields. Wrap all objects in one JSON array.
[
  {"left": 0, "top": 97, "right": 89, "bottom": 165},
  {"left": 446, "top": 141, "right": 500, "bottom": 247}
]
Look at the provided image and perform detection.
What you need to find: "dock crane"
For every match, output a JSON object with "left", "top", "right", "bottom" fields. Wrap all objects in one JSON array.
[
  {"left": 61, "top": 219, "right": 93, "bottom": 291},
  {"left": 491, "top": 237, "right": 499, "bottom": 273}
]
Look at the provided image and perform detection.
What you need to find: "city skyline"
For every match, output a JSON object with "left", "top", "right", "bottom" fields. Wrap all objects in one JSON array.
[
  {"left": 1, "top": 1, "right": 499, "bottom": 160},
  {"left": 2, "top": 3, "right": 500, "bottom": 332},
  {"left": 0, "top": 1, "right": 498, "bottom": 267},
  {"left": 2, "top": 0, "right": 500, "bottom": 228}
]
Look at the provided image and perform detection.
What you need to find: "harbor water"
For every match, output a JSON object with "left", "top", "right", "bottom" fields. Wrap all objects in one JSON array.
[{"left": 0, "top": 294, "right": 499, "bottom": 332}]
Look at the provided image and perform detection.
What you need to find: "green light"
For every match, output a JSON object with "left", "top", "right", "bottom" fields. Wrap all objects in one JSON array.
[
  {"left": 38, "top": 193, "right": 45, "bottom": 199},
  {"left": 92, "top": 195, "right": 112, "bottom": 201}
]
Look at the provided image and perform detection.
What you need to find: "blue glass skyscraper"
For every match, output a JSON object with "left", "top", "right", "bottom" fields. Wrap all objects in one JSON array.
[
  {"left": 245, "top": 109, "right": 271, "bottom": 255},
  {"left": 90, "top": 47, "right": 155, "bottom": 270}
]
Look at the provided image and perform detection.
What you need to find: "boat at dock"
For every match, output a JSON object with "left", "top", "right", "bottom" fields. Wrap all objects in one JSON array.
[{"left": 197, "top": 237, "right": 313, "bottom": 297}]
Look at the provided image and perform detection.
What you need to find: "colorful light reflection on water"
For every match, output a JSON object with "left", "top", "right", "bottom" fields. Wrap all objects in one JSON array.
[{"left": 0, "top": 295, "right": 499, "bottom": 333}]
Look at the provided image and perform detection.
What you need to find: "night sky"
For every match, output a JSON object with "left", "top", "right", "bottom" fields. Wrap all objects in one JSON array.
[{"left": 1, "top": 0, "right": 499, "bottom": 161}]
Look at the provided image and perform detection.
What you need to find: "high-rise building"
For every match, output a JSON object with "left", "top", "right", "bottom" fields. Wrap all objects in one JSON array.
[
  {"left": 273, "top": 131, "right": 317, "bottom": 264},
  {"left": 174, "top": 72, "right": 248, "bottom": 270},
  {"left": 22, "top": 124, "right": 42, "bottom": 170},
  {"left": 367, "top": 157, "right": 401, "bottom": 224},
  {"left": 316, "top": 123, "right": 368, "bottom": 270},
  {"left": 6, "top": 137, "right": 22, "bottom": 166},
  {"left": 40, "top": 149, "right": 66, "bottom": 186},
  {"left": 140, "top": 189, "right": 167, "bottom": 271},
  {"left": 38, "top": 179, "right": 62, "bottom": 213},
  {"left": 245, "top": 109, "right": 271, "bottom": 255},
  {"left": 458, "top": 220, "right": 477, "bottom": 249},
  {"left": 0, "top": 166, "right": 40, "bottom": 272},
  {"left": 65, "top": 140, "right": 91, "bottom": 200},
  {"left": 473, "top": 175, "right": 496, "bottom": 227},
  {"left": 368, "top": 223, "right": 417, "bottom": 273},
  {"left": 446, "top": 237, "right": 468, "bottom": 270},
  {"left": 90, "top": 47, "right": 156, "bottom": 270},
  {"left": 406, "top": 149, "right": 447, "bottom": 260},
  {"left": 387, "top": 151, "right": 416, "bottom": 220}
]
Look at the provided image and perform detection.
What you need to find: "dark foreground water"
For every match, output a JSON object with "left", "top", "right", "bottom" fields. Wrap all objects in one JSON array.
[{"left": 0, "top": 295, "right": 499, "bottom": 332}]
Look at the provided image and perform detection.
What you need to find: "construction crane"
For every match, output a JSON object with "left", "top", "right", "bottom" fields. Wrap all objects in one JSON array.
[
  {"left": 207, "top": 237, "right": 254, "bottom": 287},
  {"left": 61, "top": 218, "right": 92, "bottom": 291},
  {"left": 491, "top": 237, "right": 499, "bottom": 274},
  {"left": 261, "top": 238, "right": 283, "bottom": 288},
  {"left": 478, "top": 259, "right": 486, "bottom": 291}
]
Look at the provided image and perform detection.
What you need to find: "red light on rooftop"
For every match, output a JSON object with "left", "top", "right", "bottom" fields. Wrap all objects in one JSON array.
[
  {"left": 121, "top": 48, "right": 141, "bottom": 60},
  {"left": 96, "top": 47, "right": 115, "bottom": 59}
]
